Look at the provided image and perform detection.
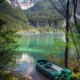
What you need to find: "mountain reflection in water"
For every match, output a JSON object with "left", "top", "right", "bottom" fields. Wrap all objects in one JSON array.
[
  {"left": 16, "top": 53, "right": 35, "bottom": 64},
  {"left": 15, "top": 53, "right": 35, "bottom": 74}
]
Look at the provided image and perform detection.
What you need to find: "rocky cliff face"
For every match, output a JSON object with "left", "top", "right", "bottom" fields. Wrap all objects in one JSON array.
[
  {"left": 71, "top": 2, "right": 80, "bottom": 22},
  {"left": 76, "top": 2, "right": 80, "bottom": 19},
  {"left": 6, "top": 0, "right": 40, "bottom": 10},
  {"left": 21, "top": 0, "right": 40, "bottom": 9},
  {"left": 6, "top": 0, "right": 22, "bottom": 8}
]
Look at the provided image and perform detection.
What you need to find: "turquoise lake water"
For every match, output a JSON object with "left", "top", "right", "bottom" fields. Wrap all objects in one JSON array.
[
  {"left": 13, "top": 33, "right": 76, "bottom": 78},
  {"left": 15, "top": 33, "right": 65, "bottom": 63}
]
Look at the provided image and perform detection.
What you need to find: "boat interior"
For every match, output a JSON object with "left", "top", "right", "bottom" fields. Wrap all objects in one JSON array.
[{"left": 38, "top": 60, "right": 63, "bottom": 72}]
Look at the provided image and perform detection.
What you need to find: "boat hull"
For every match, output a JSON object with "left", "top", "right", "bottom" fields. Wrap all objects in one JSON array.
[{"left": 36, "top": 59, "right": 72, "bottom": 80}]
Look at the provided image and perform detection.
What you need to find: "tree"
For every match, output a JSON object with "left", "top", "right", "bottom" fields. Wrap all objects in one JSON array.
[
  {"left": 48, "top": 0, "right": 80, "bottom": 68},
  {"left": 0, "top": 19, "right": 19, "bottom": 70},
  {"left": 0, "top": 0, "right": 22, "bottom": 69}
]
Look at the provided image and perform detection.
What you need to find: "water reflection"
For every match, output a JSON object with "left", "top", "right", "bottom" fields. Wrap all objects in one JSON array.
[
  {"left": 16, "top": 53, "right": 34, "bottom": 64},
  {"left": 15, "top": 53, "right": 35, "bottom": 74},
  {"left": 16, "top": 33, "right": 65, "bottom": 52}
]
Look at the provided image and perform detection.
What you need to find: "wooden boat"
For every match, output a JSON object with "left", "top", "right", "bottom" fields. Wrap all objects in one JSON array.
[{"left": 36, "top": 59, "right": 72, "bottom": 80}]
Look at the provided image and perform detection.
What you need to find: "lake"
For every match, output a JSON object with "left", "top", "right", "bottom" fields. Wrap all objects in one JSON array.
[
  {"left": 15, "top": 33, "right": 65, "bottom": 58},
  {"left": 14, "top": 33, "right": 65, "bottom": 77}
]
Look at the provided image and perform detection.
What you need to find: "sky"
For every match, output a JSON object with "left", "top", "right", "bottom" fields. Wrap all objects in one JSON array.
[{"left": 20, "top": 0, "right": 25, "bottom": 2}]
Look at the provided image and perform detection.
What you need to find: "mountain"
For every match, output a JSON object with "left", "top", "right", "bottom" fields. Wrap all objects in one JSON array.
[
  {"left": 21, "top": 0, "right": 40, "bottom": 10},
  {"left": 0, "top": 1, "right": 30, "bottom": 31},
  {"left": 24, "top": 0, "right": 80, "bottom": 27},
  {"left": 1, "top": 0, "right": 80, "bottom": 29},
  {"left": 6, "top": 0, "right": 40, "bottom": 10},
  {"left": 24, "top": 0, "right": 64, "bottom": 27}
]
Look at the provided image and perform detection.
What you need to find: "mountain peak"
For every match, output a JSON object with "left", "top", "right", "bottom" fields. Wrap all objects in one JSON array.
[{"left": 6, "top": 0, "right": 40, "bottom": 10}]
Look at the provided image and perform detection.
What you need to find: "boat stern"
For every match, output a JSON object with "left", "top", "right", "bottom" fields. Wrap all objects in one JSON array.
[{"left": 60, "top": 68, "right": 72, "bottom": 80}]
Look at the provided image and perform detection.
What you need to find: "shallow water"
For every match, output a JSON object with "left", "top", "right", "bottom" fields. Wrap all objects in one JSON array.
[
  {"left": 15, "top": 33, "right": 65, "bottom": 61},
  {"left": 14, "top": 33, "right": 65, "bottom": 79}
]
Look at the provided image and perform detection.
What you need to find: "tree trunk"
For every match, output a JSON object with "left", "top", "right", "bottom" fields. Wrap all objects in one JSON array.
[{"left": 64, "top": 0, "right": 69, "bottom": 68}]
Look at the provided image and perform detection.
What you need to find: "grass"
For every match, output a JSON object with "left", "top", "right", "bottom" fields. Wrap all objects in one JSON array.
[
  {"left": 0, "top": 71, "right": 18, "bottom": 80},
  {"left": 71, "top": 72, "right": 80, "bottom": 80}
]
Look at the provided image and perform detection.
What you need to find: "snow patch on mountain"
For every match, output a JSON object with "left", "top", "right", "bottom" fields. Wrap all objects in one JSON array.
[{"left": 6, "top": 0, "right": 40, "bottom": 10}]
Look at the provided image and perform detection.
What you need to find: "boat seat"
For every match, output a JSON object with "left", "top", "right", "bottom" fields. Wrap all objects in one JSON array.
[
  {"left": 42, "top": 62, "right": 52, "bottom": 67},
  {"left": 51, "top": 64, "right": 63, "bottom": 71}
]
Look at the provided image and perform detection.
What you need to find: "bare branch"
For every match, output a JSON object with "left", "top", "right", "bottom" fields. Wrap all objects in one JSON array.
[
  {"left": 48, "top": 0, "right": 66, "bottom": 18},
  {"left": 72, "top": 0, "right": 80, "bottom": 34},
  {"left": 58, "top": 0, "right": 66, "bottom": 11}
]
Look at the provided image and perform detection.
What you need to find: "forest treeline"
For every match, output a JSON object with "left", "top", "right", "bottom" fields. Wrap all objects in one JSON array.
[
  {"left": 0, "top": 0, "right": 66, "bottom": 30},
  {"left": 0, "top": 1, "right": 31, "bottom": 31},
  {"left": 24, "top": 1, "right": 65, "bottom": 27}
]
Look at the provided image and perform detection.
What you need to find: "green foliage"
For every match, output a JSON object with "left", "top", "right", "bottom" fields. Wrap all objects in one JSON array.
[
  {"left": 0, "top": 71, "right": 18, "bottom": 80},
  {"left": 46, "top": 35, "right": 80, "bottom": 66},
  {"left": 24, "top": 1, "right": 64, "bottom": 27},
  {"left": 46, "top": 39, "right": 65, "bottom": 66},
  {"left": 0, "top": 1, "right": 28, "bottom": 22},
  {"left": 0, "top": 31, "right": 17, "bottom": 69},
  {"left": 71, "top": 72, "right": 80, "bottom": 80},
  {"left": 46, "top": 34, "right": 80, "bottom": 80},
  {"left": 47, "top": 39, "right": 65, "bottom": 53},
  {"left": 0, "top": 19, "right": 20, "bottom": 70},
  {"left": 37, "top": 26, "right": 57, "bottom": 32},
  {"left": 0, "top": 1, "right": 32, "bottom": 31}
]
